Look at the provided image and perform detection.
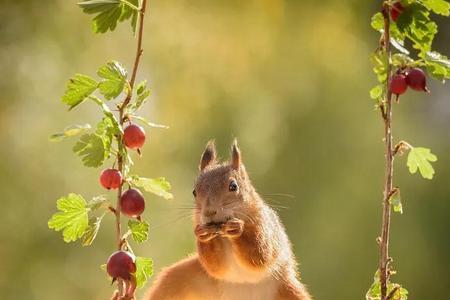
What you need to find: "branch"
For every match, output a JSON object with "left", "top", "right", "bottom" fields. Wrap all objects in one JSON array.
[
  {"left": 379, "top": 4, "right": 394, "bottom": 300},
  {"left": 114, "top": 0, "right": 148, "bottom": 298}
]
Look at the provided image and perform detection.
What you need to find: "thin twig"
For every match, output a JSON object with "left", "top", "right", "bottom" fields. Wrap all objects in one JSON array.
[{"left": 379, "top": 4, "right": 394, "bottom": 300}]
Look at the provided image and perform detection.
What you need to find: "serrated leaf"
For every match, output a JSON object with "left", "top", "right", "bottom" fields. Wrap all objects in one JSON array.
[
  {"left": 397, "top": 4, "right": 437, "bottom": 54},
  {"left": 135, "top": 257, "right": 153, "bottom": 289},
  {"left": 407, "top": 147, "right": 437, "bottom": 179},
  {"left": 389, "top": 188, "right": 403, "bottom": 214},
  {"left": 62, "top": 74, "right": 98, "bottom": 109},
  {"left": 48, "top": 194, "right": 90, "bottom": 243},
  {"left": 95, "top": 116, "right": 121, "bottom": 158},
  {"left": 426, "top": 51, "right": 450, "bottom": 67},
  {"left": 82, "top": 214, "right": 105, "bottom": 246},
  {"left": 131, "top": 176, "right": 173, "bottom": 199},
  {"left": 424, "top": 51, "right": 450, "bottom": 81},
  {"left": 73, "top": 134, "right": 107, "bottom": 167},
  {"left": 97, "top": 61, "right": 128, "bottom": 100},
  {"left": 421, "top": 0, "right": 450, "bottom": 16},
  {"left": 49, "top": 124, "right": 92, "bottom": 142},
  {"left": 78, "top": 0, "right": 139, "bottom": 34},
  {"left": 426, "top": 61, "right": 448, "bottom": 81},
  {"left": 128, "top": 219, "right": 149, "bottom": 243}
]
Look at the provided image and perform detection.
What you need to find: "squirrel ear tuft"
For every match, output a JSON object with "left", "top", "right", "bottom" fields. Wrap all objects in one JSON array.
[
  {"left": 199, "top": 140, "right": 217, "bottom": 171},
  {"left": 231, "top": 139, "right": 241, "bottom": 170}
]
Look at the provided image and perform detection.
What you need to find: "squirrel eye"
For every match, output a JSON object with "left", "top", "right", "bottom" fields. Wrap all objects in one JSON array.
[
  {"left": 229, "top": 180, "right": 238, "bottom": 192},
  {"left": 192, "top": 189, "right": 197, "bottom": 197}
]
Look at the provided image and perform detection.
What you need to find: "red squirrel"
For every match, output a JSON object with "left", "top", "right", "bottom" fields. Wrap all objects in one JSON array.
[{"left": 145, "top": 140, "right": 312, "bottom": 300}]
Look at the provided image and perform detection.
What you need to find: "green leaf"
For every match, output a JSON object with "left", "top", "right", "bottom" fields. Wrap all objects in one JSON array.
[
  {"left": 130, "top": 80, "right": 151, "bottom": 112},
  {"left": 421, "top": 0, "right": 450, "bottom": 16},
  {"left": 95, "top": 116, "right": 122, "bottom": 158},
  {"left": 82, "top": 214, "right": 105, "bottom": 246},
  {"left": 424, "top": 51, "right": 450, "bottom": 81},
  {"left": 136, "top": 80, "right": 146, "bottom": 95},
  {"left": 366, "top": 270, "right": 381, "bottom": 300},
  {"left": 49, "top": 124, "right": 92, "bottom": 142},
  {"left": 73, "top": 134, "right": 107, "bottom": 167},
  {"left": 387, "top": 284, "right": 408, "bottom": 300},
  {"left": 425, "top": 51, "right": 450, "bottom": 67},
  {"left": 131, "top": 176, "right": 173, "bottom": 199},
  {"left": 370, "top": 50, "right": 388, "bottom": 83},
  {"left": 366, "top": 270, "right": 408, "bottom": 300},
  {"left": 132, "top": 115, "right": 169, "bottom": 129},
  {"left": 407, "top": 147, "right": 437, "bottom": 179},
  {"left": 128, "top": 219, "right": 149, "bottom": 243},
  {"left": 397, "top": 4, "right": 437, "bottom": 54},
  {"left": 89, "top": 95, "right": 123, "bottom": 133},
  {"left": 371, "top": 12, "right": 384, "bottom": 32},
  {"left": 391, "top": 53, "right": 414, "bottom": 67},
  {"left": 97, "top": 61, "right": 128, "bottom": 100},
  {"left": 48, "top": 194, "right": 90, "bottom": 243},
  {"left": 389, "top": 188, "right": 403, "bottom": 214},
  {"left": 369, "top": 84, "right": 384, "bottom": 101},
  {"left": 62, "top": 74, "right": 98, "bottom": 109},
  {"left": 135, "top": 257, "right": 153, "bottom": 289},
  {"left": 78, "top": 0, "right": 140, "bottom": 34}
]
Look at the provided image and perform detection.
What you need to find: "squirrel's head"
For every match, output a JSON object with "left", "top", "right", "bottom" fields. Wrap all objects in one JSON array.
[{"left": 193, "top": 139, "right": 255, "bottom": 225}]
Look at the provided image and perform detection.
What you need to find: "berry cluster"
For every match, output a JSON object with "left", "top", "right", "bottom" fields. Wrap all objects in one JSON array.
[
  {"left": 388, "top": 2, "right": 429, "bottom": 98},
  {"left": 100, "top": 123, "right": 146, "bottom": 218},
  {"left": 100, "top": 124, "right": 146, "bottom": 281},
  {"left": 389, "top": 67, "right": 429, "bottom": 96}
]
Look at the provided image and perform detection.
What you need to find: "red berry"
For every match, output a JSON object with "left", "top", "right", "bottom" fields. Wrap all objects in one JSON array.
[
  {"left": 106, "top": 251, "right": 136, "bottom": 280},
  {"left": 120, "top": 188, "right": 145, "bottom": 217},
  {"left": 124, "top": 124, "right": 146, "bottom": 150},
  {"left": 99, "top": 169, "right": 122, "bottom": 190},
  {"left": 390, "top": 2, "right": 404, "bottom": 22},
  {"left": 406, "top": 68, "right": 429, "bottom": 92},
  {"left": 389, "top": 74, "right": 408, "bottom": 95}
]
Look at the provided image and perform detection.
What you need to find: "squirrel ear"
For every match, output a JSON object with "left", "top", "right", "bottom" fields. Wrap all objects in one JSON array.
[
  {"left": 231, "top": 139, "right": 241, "bottom": 170},
  {"left": 199, "top": 140, "right": 217, "bottom": 171}
]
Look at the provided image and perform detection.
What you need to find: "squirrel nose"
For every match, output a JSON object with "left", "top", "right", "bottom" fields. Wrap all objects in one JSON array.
[{"left": 204, "top": 209, "right": 217, "bottom": 217}]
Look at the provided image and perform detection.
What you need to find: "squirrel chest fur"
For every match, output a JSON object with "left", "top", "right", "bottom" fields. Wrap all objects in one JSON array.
[{"left": 145, "top": 140, "right": 312, "bottom": 300}]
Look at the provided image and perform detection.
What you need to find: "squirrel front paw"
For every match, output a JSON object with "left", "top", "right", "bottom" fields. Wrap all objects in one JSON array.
[
  {"left": 220, "top": 218, "right": 244, "bottom": 239},
  {"left": 195, "top": 224, "right": 219, "bottom": 243}
]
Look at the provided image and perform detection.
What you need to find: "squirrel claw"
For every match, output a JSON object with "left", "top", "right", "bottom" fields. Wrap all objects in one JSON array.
[
  {"left": 195, "top": 224, "right": 219, "bottom": 243},
  {"left": 220, "top": 218, "right": 244, "bottom": 239}
]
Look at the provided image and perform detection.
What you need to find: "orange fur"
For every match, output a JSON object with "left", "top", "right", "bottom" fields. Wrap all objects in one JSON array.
[{"left": 145, "top": 140, "right": 312, "bottom": 300}]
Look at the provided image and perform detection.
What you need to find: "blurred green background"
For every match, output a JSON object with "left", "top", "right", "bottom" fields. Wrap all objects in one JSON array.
[{"left": 1, "top": 0, "right": 449, "bottom": 299}]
